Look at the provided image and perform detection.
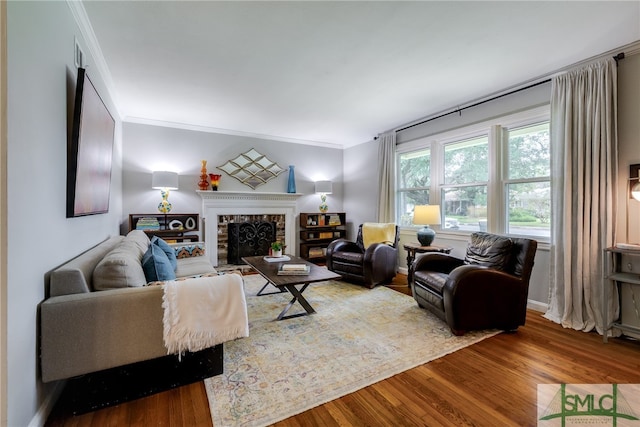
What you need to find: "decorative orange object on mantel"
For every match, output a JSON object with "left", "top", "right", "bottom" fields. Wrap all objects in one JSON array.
[
  {"left": 209, "top": 174, "right": 221, "bottom": 191},
  {"left": 198, "top": 160, "right": 209, "bottom": 190}
]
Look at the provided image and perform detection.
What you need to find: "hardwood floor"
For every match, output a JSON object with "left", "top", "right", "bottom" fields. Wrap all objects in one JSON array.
[{"left": 46, "top": 274, "right": 640, "bottom": 426}]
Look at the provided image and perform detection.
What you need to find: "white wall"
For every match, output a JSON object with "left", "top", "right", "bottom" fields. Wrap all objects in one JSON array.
[
  {"left": 121, "top": 123, "right": 344, "bottom": 248},
  {"left": 7, "top": 3, "right": 122, "bottom": 426},
  {"left": 342, "top": 140, "right": 379, "bottom": 239}
]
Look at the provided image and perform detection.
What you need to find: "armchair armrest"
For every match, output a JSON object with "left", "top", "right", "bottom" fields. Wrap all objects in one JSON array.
[
  {"left": 363, "top": 242, "right": 397, "bottom": 265},
  {"left": 411, "top": 253, "right": 465, "bottom": 276},
  {"left": 327, "top": 239, "right": 361, "bottom": 255},
  {"left": 442, "top": 265, "right": 528, "bottom": 332},
  {"left": 445, "top": 265, "right": 523, "bottom": 295},
  {"left": 363, "top": 243, "right": 398, "bottom": 286},
  {"left": 326, "top": 239, "right": 362, "bottom": 271}
]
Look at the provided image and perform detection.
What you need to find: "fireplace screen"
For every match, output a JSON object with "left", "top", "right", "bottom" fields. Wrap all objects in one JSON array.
[{"left": 227, "top": 221, "right": 277, "bottom": 264}]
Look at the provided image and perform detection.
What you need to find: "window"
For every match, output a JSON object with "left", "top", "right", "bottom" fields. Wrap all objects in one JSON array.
[
  {"left": 397, "top": 148, "right": 430, "bottom": 226},
  {"left": 442, "top": 136, "right": 489, "bottom": 232},
  {"left": 505, "top": 123, "right": 550, "bottom": 238},
  {"left": 395, "top": 107, "right": 550, "bottom": 240}
]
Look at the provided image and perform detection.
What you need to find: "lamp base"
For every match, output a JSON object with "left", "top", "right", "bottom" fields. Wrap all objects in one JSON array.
[{"left": 416, "top": 226, "right": 435, "bottom": 246}]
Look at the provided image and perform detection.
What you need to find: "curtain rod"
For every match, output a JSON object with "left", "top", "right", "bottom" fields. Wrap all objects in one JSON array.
[
  {"left": 394, "top": 79, "right": 550, "bottom": 134},
  {"left": 385, "top": 52, "right": 626, "bottom": 137}
]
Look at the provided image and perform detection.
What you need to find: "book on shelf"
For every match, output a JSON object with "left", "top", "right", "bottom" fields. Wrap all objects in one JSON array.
[
  {"left": 308, "top": 247, "right": 324, "bottom": 257},
  {"left": 319, "top": 232, "right": 333, "bottom": 239},
  {"left": 328, "top": 215, "right": 341, "bottom": 226},
  {"left": 136, "top": 217, "right": 160, "bottom": 230},
  {"left": 277, "top": 264, "right": 310, "bottom": 275}
]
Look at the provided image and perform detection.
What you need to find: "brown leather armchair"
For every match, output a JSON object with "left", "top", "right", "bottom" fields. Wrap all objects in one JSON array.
[
  {"left": 326, "top": 223, "right": 399, "bottom": 288},
  {"left": 410, "top": 232, "right": 537, "bottom": 336}
]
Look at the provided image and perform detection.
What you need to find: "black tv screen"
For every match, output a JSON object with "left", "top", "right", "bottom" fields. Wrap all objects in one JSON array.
[{"left": 67, "top": 67, "right": 115, "bottom": 217}]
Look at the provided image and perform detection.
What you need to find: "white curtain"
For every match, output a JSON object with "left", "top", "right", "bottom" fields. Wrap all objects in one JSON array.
[
  {"left": 545, "top": 58, "right": 618, "bottom": 334},
  {"left": 377, "top": 132, "right": 396, "bottom": 223}
]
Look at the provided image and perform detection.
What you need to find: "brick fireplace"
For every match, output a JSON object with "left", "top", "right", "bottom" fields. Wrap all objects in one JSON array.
[{"left": 198, "top": 191, "right": 301, "bottom": 267}]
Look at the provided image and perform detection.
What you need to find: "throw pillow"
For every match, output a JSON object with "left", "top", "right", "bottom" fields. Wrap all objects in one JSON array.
[
  {"left": 142, "top": 243, "right": 177, "bottom": 282},
  {"left": 151, "top": 236, "right": 177, "bottom": 270},
  {"left": 173, "top": 242, "right": 206, "bottom": 259},
  {"left": 93, "top": 240, "right": 148, "bottom": 290},
  {"left": 464, "top": 232, "right": 513, "bottom": 272}
]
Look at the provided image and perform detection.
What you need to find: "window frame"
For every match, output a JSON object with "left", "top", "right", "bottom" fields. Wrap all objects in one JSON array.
[
  {"left": 395, "top": 147, "right": 432, "bottom": 227},
  {"left": 395, "top": 105, "right": 550, "bottom": 242}
]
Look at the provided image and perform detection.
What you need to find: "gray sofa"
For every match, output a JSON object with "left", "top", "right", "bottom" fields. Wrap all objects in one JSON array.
[{"left": 39, "top": 230, "right": 223, "bottom": 383}]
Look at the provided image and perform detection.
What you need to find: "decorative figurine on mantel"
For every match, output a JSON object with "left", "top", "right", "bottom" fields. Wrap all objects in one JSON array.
[
  {"left": 209, "top": 174, "right": 221, "bottom": 191},
  {"left": 198, "top": 160, "right": 209, "bottom": 190}
]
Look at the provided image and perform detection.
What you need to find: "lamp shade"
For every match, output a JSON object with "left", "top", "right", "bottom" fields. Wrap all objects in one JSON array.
[
  {"left": 413, "top": 205, "right": 441, "bottom": 225},
  {"left": 633, "top": 182, "right": 640, "bottom": 201},
  {"left": 315, "top": 180, "right": 333, "bottom": 194},
  {"left": 152, "top": 171, "right": 179, "bottom": 190}
]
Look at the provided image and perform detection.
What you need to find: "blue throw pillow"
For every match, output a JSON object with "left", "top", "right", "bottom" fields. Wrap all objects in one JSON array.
[
  {"left": 142, "top": 243, "right": 177, "bottom": 282},
  {"left": 151, "top": 236, "right": 178, "bottom": 270}
]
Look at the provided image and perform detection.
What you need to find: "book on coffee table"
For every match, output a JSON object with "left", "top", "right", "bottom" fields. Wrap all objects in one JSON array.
[
  {"left": 277, "top": 264, "right": 311, "bottom": 275},
  {"left": 263, "top": 255, "right": 291, "bottom": 262}
]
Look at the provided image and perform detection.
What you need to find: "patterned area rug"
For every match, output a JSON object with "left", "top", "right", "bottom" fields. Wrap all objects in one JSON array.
[{"left": 205, "top": 274, "right": 499, "bottom": 426}]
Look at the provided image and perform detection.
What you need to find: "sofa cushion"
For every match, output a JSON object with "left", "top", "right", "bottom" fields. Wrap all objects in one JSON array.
[
  {"left": 172, "top": 242, "right": 206, "bottom": 259},
  {"left": 142, "top": 243, "right": 177, "bottom": 282},
  {"left": 92, "top": 240, "right": 148, "bottom": 290},
  {"left": 175, "top": 256, "right": 216, "bottom": 278},
  {"left": 125, "top": 230, "right": 151, "bottom": 256},
  {"left": 464, "top": 232, "right": 513, "bottom": 272},
  {"left": 151, "top": 236, "right": 177, "bottom": 270}
]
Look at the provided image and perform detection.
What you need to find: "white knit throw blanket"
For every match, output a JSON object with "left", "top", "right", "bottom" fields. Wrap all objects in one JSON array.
[{"left": 162, "top": 274, "right": 249, "bottom": 355}]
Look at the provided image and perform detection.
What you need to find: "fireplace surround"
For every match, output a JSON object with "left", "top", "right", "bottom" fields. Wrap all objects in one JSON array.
[{"left": 198, "top": 191, "right": 302, "bottom": 267}]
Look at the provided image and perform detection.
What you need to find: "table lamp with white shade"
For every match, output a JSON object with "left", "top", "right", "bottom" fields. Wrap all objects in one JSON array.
[
  {"left": 152, "top": 171, "right": 179, "bottom": 214},
  {"left": 413, "top": 205, "right": 441, "bottom": 246},
  {"left": 315, "top": 180, "right": 333, "bottom": 213}
]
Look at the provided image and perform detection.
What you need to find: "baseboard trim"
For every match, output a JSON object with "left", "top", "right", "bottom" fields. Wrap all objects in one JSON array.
[
  {"left": 527, "top": 299, "right": 548, "bottom": 313},
  {"left": 28, "top": 380, "right": 65, "bottom": 427}
]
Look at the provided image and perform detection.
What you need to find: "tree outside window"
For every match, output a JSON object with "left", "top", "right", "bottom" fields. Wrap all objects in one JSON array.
[
  {"left": 394, "top": 107, "right": 550, "bottom": 240},
  {"left": 397, "top": 149, "right": 430, "bottom": 226},
  {"left": 506, "top": 123, "right": 550, "bottom": 237},
  {"left": 442, "top": 136, "right": 489, "bottom": 232}
]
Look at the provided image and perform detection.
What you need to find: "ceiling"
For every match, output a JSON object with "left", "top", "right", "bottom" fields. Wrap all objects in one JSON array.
[{"left": 80, "top": 1, "right": 640, "bottom": 148}]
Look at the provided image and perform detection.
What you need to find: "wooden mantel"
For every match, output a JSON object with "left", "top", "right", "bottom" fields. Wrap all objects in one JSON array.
[{"left": 196, "top": 190, "right": 303, "bottom": 201}]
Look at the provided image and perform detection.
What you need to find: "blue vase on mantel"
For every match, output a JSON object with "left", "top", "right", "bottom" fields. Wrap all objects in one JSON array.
[{"left": 287, "top": 165, "right": 296, "bottom": 193}]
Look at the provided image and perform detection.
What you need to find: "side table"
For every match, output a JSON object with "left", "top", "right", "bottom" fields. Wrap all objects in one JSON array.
[{"left": 403, "top": 242, "right": 453, "bottom": 286}]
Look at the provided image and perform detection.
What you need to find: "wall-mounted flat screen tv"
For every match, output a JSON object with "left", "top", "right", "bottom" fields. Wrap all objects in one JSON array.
[{"left": 67, "top": 67, "right": 115, "bottom": 217}]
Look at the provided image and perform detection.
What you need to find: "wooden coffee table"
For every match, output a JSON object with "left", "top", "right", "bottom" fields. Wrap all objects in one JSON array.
[{"left": 242, "top": 255, "right": 341, "bottom": 320}]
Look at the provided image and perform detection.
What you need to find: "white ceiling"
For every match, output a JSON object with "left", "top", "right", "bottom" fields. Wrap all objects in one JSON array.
[{"left": 80, "top": 1, "right": 640, "bottom": 148}]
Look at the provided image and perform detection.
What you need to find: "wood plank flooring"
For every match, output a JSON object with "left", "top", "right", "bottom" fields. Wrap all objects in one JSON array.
[{"left": 46, "top": 274, "right": 640, "bottom": 426}]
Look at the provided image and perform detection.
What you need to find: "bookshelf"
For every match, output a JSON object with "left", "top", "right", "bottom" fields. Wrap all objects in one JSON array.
[
  {"left": 128, "top": 213, "right": 200, "bottom": 242},
  {"left": 299, "top": 212, "right": 346, "bottom": 262}
]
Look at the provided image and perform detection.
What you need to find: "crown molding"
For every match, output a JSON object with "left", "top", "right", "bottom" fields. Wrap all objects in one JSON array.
[{"left": 124, "top": 116, "right": 345, "bottom": 150}]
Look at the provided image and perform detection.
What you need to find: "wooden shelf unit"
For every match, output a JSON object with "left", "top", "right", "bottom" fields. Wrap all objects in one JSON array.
[
  {"left": 603, "top": 246, "right": 640, "bottom": 342},
  {"left": 299, "top": 212, "right": 346, "bottom": 262},
  {"left": 129, "top": 213, "right": 200, "bottom": 242}
]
